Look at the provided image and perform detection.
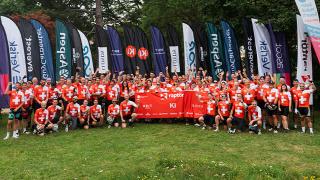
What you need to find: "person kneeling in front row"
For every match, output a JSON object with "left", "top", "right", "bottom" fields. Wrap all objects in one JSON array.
[{"left": 34, "top": 101, "right": 53, "bottom": 136}]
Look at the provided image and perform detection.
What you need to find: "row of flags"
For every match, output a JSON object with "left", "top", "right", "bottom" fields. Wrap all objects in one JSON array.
[{"left": 0, "top": 0, "right": 319, "bottom": 108}]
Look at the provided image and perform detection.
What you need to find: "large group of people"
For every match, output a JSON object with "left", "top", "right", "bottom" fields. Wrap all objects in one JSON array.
[{"left": 2, "top": 66, "right": 317, "bottom": 140}]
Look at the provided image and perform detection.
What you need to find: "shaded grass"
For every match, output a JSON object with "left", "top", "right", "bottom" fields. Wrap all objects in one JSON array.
[{"left": 0, "top": 114, "right": 319, "bottom": 179}]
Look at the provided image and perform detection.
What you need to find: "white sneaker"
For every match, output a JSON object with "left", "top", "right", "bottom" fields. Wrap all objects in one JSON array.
[
  {"left": 201, "top": 127, "right": 206, "bottom": 130},
  {"left": 214, "top": 128, "right": 219, "bottom": 132},
  {"left": 258, "top": 130, "right": 262, "bottom": 135},
  {"left": 194, "top": 123, "right": 200, "bottom": 127},
  {"left": 12, "top": 134, "right": 19, "bottom": 139},
  {"left": 3, "top": 135, "right": 10, "bottom": 140},
  {"left": 108, "top": 125, "right": 111, "bottom": 128},
  {"left": 273, "top": 130, "right": 278, "bottom": 134},
  {"left": 268, "top": 128, "right": 273, "bottom": 132},
  {"left": 65, "top": 126, "right": 69, "bottom": 132}
]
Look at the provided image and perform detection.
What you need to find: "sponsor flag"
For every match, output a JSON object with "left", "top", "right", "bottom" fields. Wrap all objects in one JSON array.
[
  {"left": 106, "top": 26, "right": 124, "bottom": 73},
  {"left": 166, "top": 24, "right": 182, "bottom": 74},
  {"left": 182, "top": 23, "right": 197, "bottom": 76},
  {"left": 133, "top": 26, "right": 152, "bottom": 75},
  {"left": 17, "top": 18, "right": 41, "bottom": 81},
  {"left": 1, "top": 16, "right": 27, "bottom": 83},
  {"left": 251, "top": 18, "right": 275, "bottom": 76},
  {"left": 55, "top": 19, "right": 72, "bottom": 79},
  {"left": 242, "top": 18, "right": 257, "bottom": 79},
  {"left": 78, "top": 30, "right": 94, "bottom": 78},
  {"left": 295, "top": 0, "right": 320, "bottom": 64},
  {"left": 191, "top": 22, "right": 209, "bottom": 71},
  {"left": 66, "top": 22, "right": 84, "bottom": 77},
  {"left": 123, "top": 25, "right": 151, "bottom": 75},
  {"left": 123, "top": 25, "right": 137, "bottom": 74},
  {"left": 297, "top": 15, "right": 314, "bottom": 104},
  {"left": 0, "top": 22, "right": 10, "bottom": 108},
  {"left": 95, "top": 25, "right": 111, "bottom": 74},
  {"left": 220, "top": 20, "right": 241, "bottom": 79},
  {"left": 30, "top": 19, "right": 55, "bottom": 81},
  {"left": 207, "top": 22, "right": 225, "bottom": 80},
  {"left": 150, "top": 25, "right": 167, "bottom": 75},
  {"left": 267, "top": 24, "right": 291, "bottom": 84},
  {"left": 296, "top": 15, "right": 313, "bottom": 83}
]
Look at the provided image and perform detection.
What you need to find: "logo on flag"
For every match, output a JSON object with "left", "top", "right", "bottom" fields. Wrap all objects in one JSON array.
[
  {"left": 138, "top": 47, "right": 149, "bottom": 60},
  {"left": 126, "top": 45, "right": 137, "bottom": 58}
]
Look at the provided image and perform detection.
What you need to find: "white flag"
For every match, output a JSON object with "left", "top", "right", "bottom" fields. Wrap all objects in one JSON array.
[
  {"left": 98, "top": 47, "right": 108, "bottom": 73},
  {"left": 1, "top": 16, "right": 27, "bottom": 83},
  {"left": 295, "top": 0, "right": 319, "bottom": 25},
  {"left": 78, "top": 30, "right": 94, "bottom": 78},
  {"left": 182, "top": 23, "right": 196, "bottom": 75},
  {"left": 169, "top": 46, "right": 180, "bottom": 73},
  {"left": 251, "top": 19, "right": 274, "bottom": 76}
]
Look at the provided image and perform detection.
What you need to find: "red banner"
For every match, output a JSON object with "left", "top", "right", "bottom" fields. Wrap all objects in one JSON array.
[{"left": 135, "top": 91, "right": 207, "bottom": 119}]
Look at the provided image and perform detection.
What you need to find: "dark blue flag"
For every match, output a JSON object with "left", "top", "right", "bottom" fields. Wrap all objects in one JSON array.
[
  {"left": 30, "top": 19, "right": 55, "bottom": 82},
  {"left": 150, "top": 26, "right": 167, "bottom": 75},
  {"left": 221, "top": 20, "right": 241, "bottom": 79},
  {"left": 0, "top": 22, "right": 9, "bottom": 108},
  {"left": 107, "top": 26, "right": 124, "bottom": 73}
]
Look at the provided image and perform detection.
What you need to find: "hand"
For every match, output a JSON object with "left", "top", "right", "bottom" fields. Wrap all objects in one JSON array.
[
  {"left": 294, "top": 108, "right": 298, "bottom": 114},
  {"left": 13, "top": 108, "right": 18, "bottom": 112},
  {"left": 249, "top": 120, "right": 254, "bottom": 126}
]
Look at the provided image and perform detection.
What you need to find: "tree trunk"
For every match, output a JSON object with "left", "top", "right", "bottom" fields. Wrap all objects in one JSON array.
[{"left": 95, "top": 0, "right": 103, "bottom": 26}]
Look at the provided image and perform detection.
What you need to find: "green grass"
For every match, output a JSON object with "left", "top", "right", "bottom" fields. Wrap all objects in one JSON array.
[{"left": 0, "top": 113, "right": 319, "bottom": 179}]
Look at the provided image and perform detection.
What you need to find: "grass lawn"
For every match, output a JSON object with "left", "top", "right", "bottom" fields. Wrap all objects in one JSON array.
[{"left": 0, "top": 112, "right": 319, "bottom": 179}]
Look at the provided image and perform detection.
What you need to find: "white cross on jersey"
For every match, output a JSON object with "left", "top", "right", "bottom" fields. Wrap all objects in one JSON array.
[
  {"left": 235, "top": 107, "right": 243, "bottom": 115},
  {"left": 281, "top": 97, "right": 287, "bottom": 104},
  {"left": 245, "top": 94, "right": 252, "bottom": 100},
  {"left": 207, "top": 106, "right": 213, "bottom": 113},
  {"left": 38, "top": 116, "right": 45, "bottom": 122},
  {"left": 66, "top": 91, "right": 73, "bottom": 99},
  {"left": 39, "top": 92, "right": 47, "bottom": 100},
  {"left": 81, "top": 90, "right": 86, "bottom": 96},
  {"left": 13, "top": 96, "right": 21, "bottom": 105},
  {"left": 267, "top": 94, "right": 275, "bottom": 102},
  {"left": 299, "top": 96, "right": 306, "bottom": 104},
  {"left": 259, "top": 89, "right": 264, "bottom": 97},
  {"left": 109, "top": 91, "right": 115, "bottom": 98},
  {"left": 70, "top": 109, "right": 77, "bottom": 116},
  {"left": 221, "top": 106, "right": 228, "bottom": 114},
  {"left": 123, "top": 107, "right": 130, "bottom": 113}
]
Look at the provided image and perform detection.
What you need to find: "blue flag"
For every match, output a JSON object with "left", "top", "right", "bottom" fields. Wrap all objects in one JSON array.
[
  {"left": 221, "top": 20, "right": 241, "bottom": 79},
  {"left": 150, "top": 26, "right": 167, "bottom": 75},
  {"left": 0, "top": 23, "right": 9, "bottom": 108},
  {"left": 30, "top": 19, "right": 55, "bottom": 81},
  {"left": 107, "top": 26, "right": 124, "bottom": 73}
]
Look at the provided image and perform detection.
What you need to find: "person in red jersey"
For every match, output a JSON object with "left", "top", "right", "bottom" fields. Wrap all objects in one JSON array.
[
  {"left": 21, "top": 82, "right": 33, "bottom": 134},
  {"left": 3, "top": 82, "right": 25, "bottom": 140},
  {"left": 228, "top": 81, "right": 242, "bottom": 103},
  {"left": 107, "top": 98, "right": 120, "bottom": 128},
  {"left": 65, "top": 96, "right": 80, "bottom": 132},
  {"left": 228, "top": 94, "right": 247, "bottom": 133},
  {"left": 248, "top": 100, "right": 262, "bottom": 135},
  {"left": 48, "top": 85, "right": 61, "bottom": 105},
  {"left": 33, "top": 101, "right": 53, "bottom": 136},
  {"left": 80, "top": 100, "right": 90, "bottom": 129},
  {"left": 47, "top": 99, "right": 64, "bottom": 132},
  {"left": 76, "top": 77, "right": 89, "bottom": 105},
  {"left": 198, "top": 93, "right": 217, "bottom": 130},
  {"left": 33, "top": 79, "right": 48, "bottom": 110},
  {"left": 62, "top": 79, "right": 77, "bottom": 107},
  {"left": 120, "top": 94, "right": 139, "bottom": 128},
  {"left": 90, "top": 99, "right": 104, "bottom": 127},
  {"left": 214, "top": 94, "right": 231, "bottom": 132},
  {"left": 290, "top": 79, "right": 300, "bottom": 129},
  {"left": 278, "top": 84, "right": 292, "bottom": 131},
  {"left": 294, "top": 81, "right": 316, "bottom": 134},
  {"left": 263, "top": 81, "right": 279, "bottom": 133},
  {"left": 242, "top": 79, "right": 256, "bottom": 105},
  {"left": 277, "top": 76, "right": 291, "bottom": 91}
]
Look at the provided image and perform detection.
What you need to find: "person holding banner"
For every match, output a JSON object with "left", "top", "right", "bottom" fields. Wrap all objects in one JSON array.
[
  {"left": 120, "top": 94, "right": 139, "bottom": 128},
  {"left": 294, "top": 81, "right": 316, "bottom": 134},
  {"left": 3, "top": 82, "right": 25, "bottom": 140}
]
